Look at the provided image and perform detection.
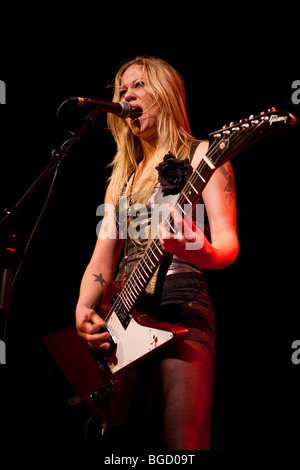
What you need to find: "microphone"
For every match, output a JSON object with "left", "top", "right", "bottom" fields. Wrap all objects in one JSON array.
[{"left": 71, "top": 97, "right": 143, "bottom": 119}]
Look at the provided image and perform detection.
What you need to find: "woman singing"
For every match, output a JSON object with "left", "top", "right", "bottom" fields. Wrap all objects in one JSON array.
[{"left": 75, "top": 56, "right": 239, "bottom": 450}]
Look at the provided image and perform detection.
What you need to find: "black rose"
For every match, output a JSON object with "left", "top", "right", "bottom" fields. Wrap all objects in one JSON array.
[{"left": 156, "top": 152, "right": 193, "bottom": 196}]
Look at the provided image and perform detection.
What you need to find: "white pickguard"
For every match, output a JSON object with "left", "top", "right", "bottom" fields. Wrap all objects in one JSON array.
[{"left": 106, "top": 311, "right": 173, "bottom": 374}]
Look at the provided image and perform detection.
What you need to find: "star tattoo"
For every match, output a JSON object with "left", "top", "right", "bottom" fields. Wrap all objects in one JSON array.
[{"left": 92, "top": 273, "right": 107, "bottom": 286}]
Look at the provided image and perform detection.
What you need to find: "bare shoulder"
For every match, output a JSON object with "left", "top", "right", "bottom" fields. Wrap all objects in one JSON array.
[
  {"left": 191, "top": 140, "right": 234, "bottom": 176},
  {"left": 105, "top": 177, "right": 127, "bottom": 206},
  {"left": 190, "top": 140, "right": 210, "bottom": 170},
  {"left": 105, "top": 180, "right": 116, "bottom": 205},
  {"left": 191, "top": 140, "right": 234, "bottom": 195}
]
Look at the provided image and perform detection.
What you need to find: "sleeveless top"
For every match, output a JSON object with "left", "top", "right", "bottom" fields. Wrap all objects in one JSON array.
[
  {"left": 113, "top": 141, "right": 215, "bottom": 346},
  {"left": 114, "top": 141, "right": 213, "bottom": 306}
]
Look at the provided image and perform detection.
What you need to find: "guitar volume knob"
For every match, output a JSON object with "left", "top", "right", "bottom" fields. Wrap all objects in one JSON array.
[{"left": 105, "top": 380, "right": 115, "bottom": 392}]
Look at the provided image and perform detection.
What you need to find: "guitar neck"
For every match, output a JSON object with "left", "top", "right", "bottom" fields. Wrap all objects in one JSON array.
[{"left": 109, "top": 108, "right": 297, "bottom": 326}]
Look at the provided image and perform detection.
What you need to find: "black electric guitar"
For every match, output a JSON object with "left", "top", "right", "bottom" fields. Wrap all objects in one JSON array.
[{"left": 44, "top": 109, "right": 296, "bottom": 427}]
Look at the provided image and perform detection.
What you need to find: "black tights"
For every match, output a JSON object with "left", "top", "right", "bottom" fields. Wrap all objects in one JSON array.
[{"left": 106, "top": 339, "right": 215, "bottom": 451}]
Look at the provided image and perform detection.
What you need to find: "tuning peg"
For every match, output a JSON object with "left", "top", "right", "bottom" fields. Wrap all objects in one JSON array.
[
  {"left": 260, "top": 111, "right": 265, "bottom": 115},
  {"left": 249, "top": 114, "right": 255, "bottom": 120},
  {"left": 213, "top": 133, "right": 222, "bottom": 140},
  {"left": 268, "top": 107, "right": 276, "bottom": 112}
]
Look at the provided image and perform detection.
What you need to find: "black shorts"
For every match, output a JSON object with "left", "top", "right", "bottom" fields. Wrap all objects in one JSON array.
[{"left": 153, "top": 272, "right": 216, "bottom": 351}]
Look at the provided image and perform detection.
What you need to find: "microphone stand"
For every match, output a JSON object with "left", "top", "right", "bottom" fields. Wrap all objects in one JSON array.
[{"left": 0, "top": 109, "right": 99, "bottom": 343}]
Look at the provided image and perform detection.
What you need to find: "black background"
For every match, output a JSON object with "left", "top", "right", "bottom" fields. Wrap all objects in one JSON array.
[{"left": 0, "top": 11, "right": 299, "bottom": 462}]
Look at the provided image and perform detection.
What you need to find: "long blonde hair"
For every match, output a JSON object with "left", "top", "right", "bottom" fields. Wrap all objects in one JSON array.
[{"left": 107, "top": 56, "right": 195, "bottom": 204}]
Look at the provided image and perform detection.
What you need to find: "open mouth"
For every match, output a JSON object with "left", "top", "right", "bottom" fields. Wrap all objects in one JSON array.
[{"left": 131, "top": 106, "right": 143, "bottom": 120}]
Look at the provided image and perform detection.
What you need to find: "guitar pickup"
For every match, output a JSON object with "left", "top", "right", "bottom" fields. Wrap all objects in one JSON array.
[
  {"left": 88, "top": 327, "right": 117, "bottom": 373},
  {"left": 98, "top": 326, "right": 117, "bottom": 360}
]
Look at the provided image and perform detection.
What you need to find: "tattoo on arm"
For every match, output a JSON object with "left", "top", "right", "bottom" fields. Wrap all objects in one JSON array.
[
  {"left": 219, "top": 164, "right": 233, "bottom": 206},
  {"left": 92, "top": 273, "right": 107, "bottom": 287}
]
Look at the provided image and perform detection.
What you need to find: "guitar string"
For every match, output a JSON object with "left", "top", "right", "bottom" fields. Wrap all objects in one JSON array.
[
  {"left": 117, "top": 119, "right": 265, "bottom": 307},
  {"left": 104, "top": 139, "right": 220, "bottom": 331},
  {"left": 106, "top": 127, "right": 249, "bottom": 331},
  {"left": 106, "top": 113, "right": 290, "bottom": 345},
  {"left": 105, "top": 130, "right": 257, "bottom": 338},
  {"left": 105, "top": 134, "right": 230, "bottom": 331},
  {"left": 104, "top": 118, "right": 266, "bottom": 333}
]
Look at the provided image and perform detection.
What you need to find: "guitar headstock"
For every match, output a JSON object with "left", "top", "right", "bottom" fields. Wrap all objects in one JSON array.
[{"left": 207, "top": 108, "right": 297, "bottom": 168}]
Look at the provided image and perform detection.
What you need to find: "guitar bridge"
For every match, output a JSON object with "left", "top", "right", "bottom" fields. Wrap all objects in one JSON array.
[{"left": 100, "top": 326, "right": 117, "bottom": 358}]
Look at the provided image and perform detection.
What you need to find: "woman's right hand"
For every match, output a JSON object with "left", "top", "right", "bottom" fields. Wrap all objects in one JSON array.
[{"left": 76, "top": 305, "right": 111, "bottom": 350}]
